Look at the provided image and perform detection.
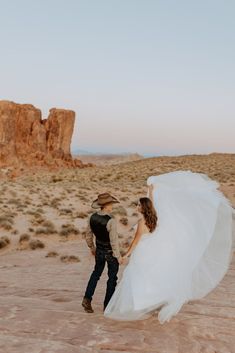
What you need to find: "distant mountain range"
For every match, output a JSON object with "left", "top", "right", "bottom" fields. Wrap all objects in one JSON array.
[
  {"left": 72, "top": 149, "right": 144, "bottom": 157},
  {"left": 72, "top": 149, "right": 92, "bottom": 156},
  {"left": 72, "top": 150, "right": 144, "bottom": 166}
]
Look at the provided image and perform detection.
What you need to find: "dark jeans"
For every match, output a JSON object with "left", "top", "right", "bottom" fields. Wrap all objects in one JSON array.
[{"left": 84, "top": 248, "right": 119, "bottom": 309}]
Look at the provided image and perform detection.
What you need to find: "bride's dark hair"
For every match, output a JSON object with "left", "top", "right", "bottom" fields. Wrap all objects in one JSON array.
[{"left": 139, "top": 197, "right": 157, "bottom": 232}]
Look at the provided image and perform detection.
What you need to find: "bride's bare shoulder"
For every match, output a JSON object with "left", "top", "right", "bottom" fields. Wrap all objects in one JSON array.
[
  {"left": 137, "top": 217, "right": 146, "bottom": 230},
  {"left": 138, "top": 217, "right": 145, "bottom": 225}
]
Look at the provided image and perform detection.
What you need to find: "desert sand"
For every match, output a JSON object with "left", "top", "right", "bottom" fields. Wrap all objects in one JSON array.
[{"left": 0, "top": 153, "right": 234, "bottom": 353}]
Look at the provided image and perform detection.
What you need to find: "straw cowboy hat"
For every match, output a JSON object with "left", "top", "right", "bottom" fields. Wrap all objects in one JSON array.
[{"left": 91, "top": 192, "right": 120, "bottom": 209}]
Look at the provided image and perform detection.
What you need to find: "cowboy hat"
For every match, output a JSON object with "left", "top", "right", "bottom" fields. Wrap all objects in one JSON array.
[{"left": 91, "top": 192, "right": 120, "bottom": 209}]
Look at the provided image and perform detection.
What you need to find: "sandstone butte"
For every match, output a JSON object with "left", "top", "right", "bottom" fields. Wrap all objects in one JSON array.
[{"left": 0, "top": 100, "right": 87, "bottom": 172}]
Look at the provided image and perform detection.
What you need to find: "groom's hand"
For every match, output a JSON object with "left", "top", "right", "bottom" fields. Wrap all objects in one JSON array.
[{"left": 122, "top": 255, "right": 129, "bottom": 264}]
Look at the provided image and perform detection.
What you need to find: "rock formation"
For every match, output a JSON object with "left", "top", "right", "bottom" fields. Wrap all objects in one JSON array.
[{"left": 0, "top": 100, "right": 83, "bottom": 168}]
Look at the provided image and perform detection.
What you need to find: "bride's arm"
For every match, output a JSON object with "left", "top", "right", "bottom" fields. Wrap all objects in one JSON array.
[{"left": 124, "top": 219, "right": 144, "bottom": 258}]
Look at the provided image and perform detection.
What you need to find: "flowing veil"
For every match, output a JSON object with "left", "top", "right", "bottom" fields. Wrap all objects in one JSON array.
[{"left": 146, "top": 171, "right": 233, "bottom": 322}]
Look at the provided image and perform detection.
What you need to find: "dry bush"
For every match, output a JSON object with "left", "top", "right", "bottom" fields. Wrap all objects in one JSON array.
[
  {"left": 36, "top": 208, "right": 44, "bottom": 214},
  {"left": 46, "top": 251, "right": 59, "bottom": 258},
  {"left": 19, "top": 233, "right": 30, "bottom": 243},
  {"left": 35, "top": 224, "right": 56, "bottom": 235},
  {"left": 76, "top": 211, "right": 88, "bottom": 219},
  {"left": 8, "top": 198, "right": 21, "bottom": 205},
  {"left": 0, "top": 216, "right": 14, "bottom": 230},
  {"left": 41, "top": 220, "right": 56, "bottom": 232},
  {"left": 50, "top": 175, "right": 63, "bottom": 183},
  {"left": 50, "top": 198, "right": 61, "bottom": 208},
  {"left": 11, "top": 229, "right": 19, "bottom": 235},
  {"left": 59, "top": 208, "right": 73, "bottom": 215},
  {"left": 59, "top": 223, "right": 80, "bottom": 237},
  {"left": 1, "top": 236, "right": 10, "bottom": 244},
  {"left": 0, "top": 236, "right": 10, "bottom": 249},
  {"left": 26, "top": 210, "right": 38, "bottom": 216},
  {"left": 78, "top": 195, "right": 89, "bottom": 202},
  {"left": 129, "top": 200, "right": 138, "bottom": 208},
  {"left": 60, "top": 255, "right": 80, "bottom": 263},
  {"left": 120, "top": 196, "right": 128, "bottom": 201},
  {"left": 29, "top": 239, "right": 45, "bottom": 250}
]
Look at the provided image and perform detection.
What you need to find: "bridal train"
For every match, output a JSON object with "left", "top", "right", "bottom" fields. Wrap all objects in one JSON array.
[{"left": 104, "top": 171, "right": 233, "bottom": 323}]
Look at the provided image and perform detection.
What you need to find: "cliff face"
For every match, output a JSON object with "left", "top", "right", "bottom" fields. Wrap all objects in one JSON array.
[{"left": 0, "top": 101, "right": 80, "bottom": 168}]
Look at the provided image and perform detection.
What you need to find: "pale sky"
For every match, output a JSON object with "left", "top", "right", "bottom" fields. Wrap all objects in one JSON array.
[{"left": 1, "top": 0, "right": 234, "bottom": 155}]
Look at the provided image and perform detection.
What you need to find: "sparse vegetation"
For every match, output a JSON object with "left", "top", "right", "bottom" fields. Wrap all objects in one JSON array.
[
  {"left": 0, "top": 236, "right": 10, "bottom": 249},
  {"left": 59, "top": 223, "right": 80, "bottom": 237},
  {"left": 46, "top": 251, "right": 59, "bottom": 257},
  {"left": 60, "top": 255, "right": 80, "bottom": 263},
  {"left": 76, "top": 211, "right": 88, "bottom": 219},
  {"left": 29, "top": 239, "right": 45, "bottom": 250},
  {"left": 19, "top": 233, "right": 30, "bottom": 243},
  {"left": 0, "top": 153, "right": 234, "bottom": 258}
]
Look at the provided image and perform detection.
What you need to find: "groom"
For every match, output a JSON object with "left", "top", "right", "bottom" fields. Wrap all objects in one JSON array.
[{"left": 82, "top": 193, "right": 123, "bottom": 313}]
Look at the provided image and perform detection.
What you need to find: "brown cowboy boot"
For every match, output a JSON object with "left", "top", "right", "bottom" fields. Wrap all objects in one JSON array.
[{"left": 82, "top": 297, "right": 94, "bottom": 313}]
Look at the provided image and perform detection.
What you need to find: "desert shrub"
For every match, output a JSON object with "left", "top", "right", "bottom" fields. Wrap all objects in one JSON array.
[
  {"left": 50, "top": 198, "right": 61, "bottom": 208},
  {"left": 42, "top": 220, "right": 56, "bottom": 229},
  {"left": 29, "top": 239, "right": 45, "bottom": 250},
  {"left": 26, "top": 210, "right": 37, "bottom": 216},
  {"left": 0, "top": 236, "right": 10, "bottom": 249},
  {"left": 60, "top": 255, "right": 80, "bottom": 263},
  {"left": 129, "top": 200, "right": 138, "bottom": 208},
  {"left": 120, "top": 196, "right": 128, "bottom": 201},
  {"left": 35, "top": 224, "right": 56, "bottom": 235},
  {"left": 0, "top": 216, "right": 13, "bottom": 230},
  {"left": 36, "top": 208, "right": 44, "bottom": 214},
  {"left": 0, "top": 215, "right": 14, "bottom": 224},
  {"left": 46, "top": 251, "right": 59, "bottom": 258},
  {"left": 19, "top": 233, "right": 30, "bottom": 243},
  {"left": 60, "top": 208, "right": 72, "bottom": 215},
  {"left": 51, "top": 175, "right": 63, "bottom": 183},
  {"left": 1, "top": 236, "right": 10, "bottom": 244},
  {"left": 78, "top": 195, "right": 89, "bottom": 202},
  {"left": 76, "top": 211, "right": 88, "bottom": 219},
  {"left": 0, "top": 239, "right": 7, "bottom": 249},
  {"left": 8, "top": 198, "right": 21, "bottom": 205},
  {"left": 59, "top": 223, "right": 80, "bottom": 237},
  {"left": 11, "top": 229, "right": 19, "bottom": 235}
]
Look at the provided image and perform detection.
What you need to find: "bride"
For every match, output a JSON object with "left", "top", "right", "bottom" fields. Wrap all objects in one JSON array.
[{"left": 104, "top": 170, "right": 233, "bottom": 323}]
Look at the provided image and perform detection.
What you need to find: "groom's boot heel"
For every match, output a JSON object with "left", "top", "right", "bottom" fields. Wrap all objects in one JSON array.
[{"left": 82, "top": 297, "right": 94, "bottom": 313}]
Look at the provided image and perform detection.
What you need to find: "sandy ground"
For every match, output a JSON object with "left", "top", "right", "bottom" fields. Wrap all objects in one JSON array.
[{"left": 0, "top": 153, "right": 234, "bottom": 353}]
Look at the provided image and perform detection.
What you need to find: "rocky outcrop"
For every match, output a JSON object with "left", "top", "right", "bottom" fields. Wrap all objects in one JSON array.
[{"left": 0, "top": 100, "right": 83, "bottom": 168}]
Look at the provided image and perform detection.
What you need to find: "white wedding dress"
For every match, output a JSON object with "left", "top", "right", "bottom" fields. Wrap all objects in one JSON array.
[{"left": 104, "top": 171, "right": 233, "bottom": 323}]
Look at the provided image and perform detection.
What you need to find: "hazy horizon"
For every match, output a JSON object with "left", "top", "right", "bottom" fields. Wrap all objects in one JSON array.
[
  {"left": 71, "top": 147, "right": 233, "bottom": 158},
  {"left": 1, "top": 0, "right": 234, "bottom": 156}
]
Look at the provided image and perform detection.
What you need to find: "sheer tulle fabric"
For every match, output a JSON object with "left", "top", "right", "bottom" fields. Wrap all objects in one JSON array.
[{"left": 104, "top": 171, "right": 233, "bottom": 323}]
